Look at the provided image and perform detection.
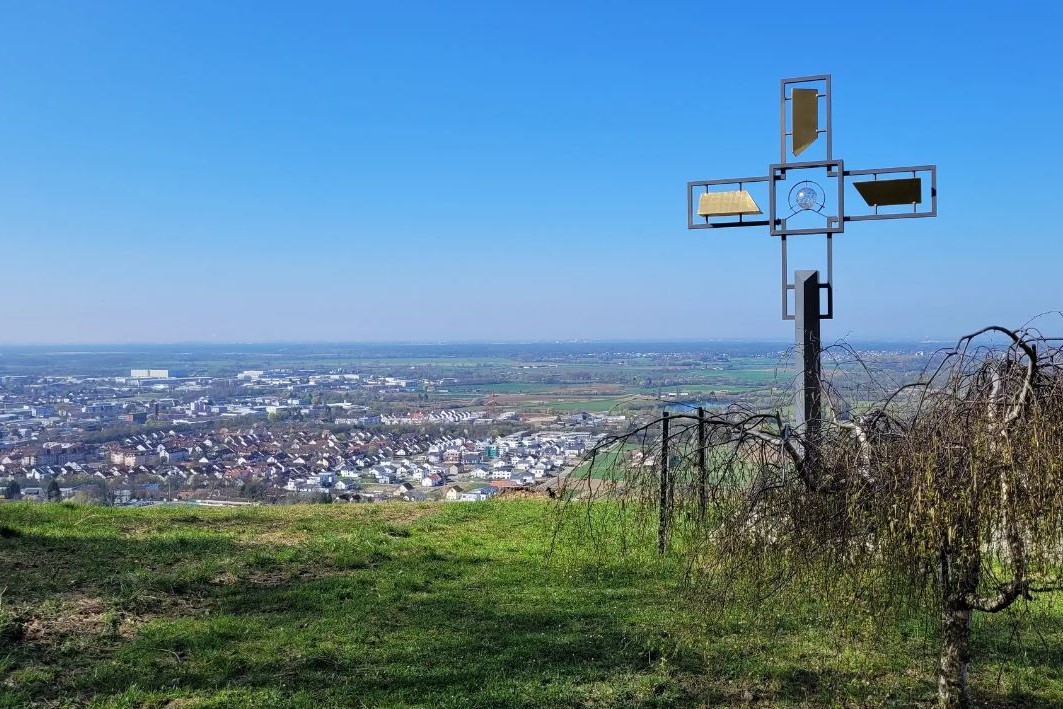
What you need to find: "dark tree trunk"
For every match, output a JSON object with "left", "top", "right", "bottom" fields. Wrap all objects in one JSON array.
[
  {"left": 938, "top": 532, "right": 980, "bottom": 709},
  {"left": 938, "top": 600, "right": 972, "bottom": 709}
]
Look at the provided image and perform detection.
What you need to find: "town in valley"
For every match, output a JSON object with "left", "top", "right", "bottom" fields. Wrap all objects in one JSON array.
[{"left": 0, "top": 341, "right": 933, "bottom": 506}]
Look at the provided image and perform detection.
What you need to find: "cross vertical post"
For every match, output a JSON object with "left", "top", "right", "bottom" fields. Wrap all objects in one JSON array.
[{"left": 794, "top": 270, "right": 822, "bottom": 435}]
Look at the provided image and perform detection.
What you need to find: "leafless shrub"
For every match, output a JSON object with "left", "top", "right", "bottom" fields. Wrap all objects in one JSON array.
[{"left": 557, "top": 322, "right": 1063, "bottom": 709}]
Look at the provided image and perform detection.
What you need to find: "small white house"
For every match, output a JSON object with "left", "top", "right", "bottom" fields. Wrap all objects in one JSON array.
[{"left": 459, "top": 486, "right": 497, "bottom": 502}]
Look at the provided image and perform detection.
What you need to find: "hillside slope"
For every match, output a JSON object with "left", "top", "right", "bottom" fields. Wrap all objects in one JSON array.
[{"left": 1, "top": 501, "right": 1060, "bottom": 707}]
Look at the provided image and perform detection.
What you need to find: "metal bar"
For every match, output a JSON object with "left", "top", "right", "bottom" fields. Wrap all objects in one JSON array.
[
  {"left": 826, "top": 234, "right": 833, "bottom": 286},
  {"left": 824, "top": 74, "right": 832, "bottom": 160},
  {"left": 773, "top": 225, "right": 844, "bottom": 236},
  {"left": 689, "top": 220, "right": 771, "bottom": 230},
  {"left": 658, "top": 411, "right": 671, "bottom": 556},
  {"left": 782, "top": 73, "right": 831, "bottom": 84},
  {"left": 843, "top": 211, "right": 935, "bottom": 222},
  {"left": 835, "top": 159, "right": 845, "bottom": 230},
  {"left": 772, "top": 159, "right": 844, "bottom": 172},
  {"left": 820, "top": 282, "right": 834, "bottom": 320},
  {"left": 794, "top": 270, "right": 822, "bottom": 437},
  {"left": 930, "top": 165, "right": 938, "bottom": 217},
  {"left": 779, "top": 77, "right": 787, "bottom": 163},
  {"left": 781, "top": 236, "right": 790, "bottom": 319},
  {"left": 686, "top": 181, "right": 693, "bottom": 229},
  {"left": 688, "top": 175, "right": 771, "bottom": 187},
  {"left": 824, "top": 235, "right": 834, "bottom": 319},
  {"left": 844, "top": 164, "right": 936, "bottom": 176}
]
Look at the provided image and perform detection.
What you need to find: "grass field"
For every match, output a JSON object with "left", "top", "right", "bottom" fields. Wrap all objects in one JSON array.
[
  {"left": 547, "top": 398, "right": 633, "bottom": 412},
  {"left": 1, "top": 501, "right": 1062, "bottom": 707},
  {"left": 571, "top": 443, "right": 641, "bottom": 480}
]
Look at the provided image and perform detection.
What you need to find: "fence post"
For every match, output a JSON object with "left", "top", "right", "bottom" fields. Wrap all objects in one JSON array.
[
  {"left": 658, "top": 411, "right": 671, "bottom": 555},
  {"left": 697, "top": 406, "right": 707, "bottom": 523}
]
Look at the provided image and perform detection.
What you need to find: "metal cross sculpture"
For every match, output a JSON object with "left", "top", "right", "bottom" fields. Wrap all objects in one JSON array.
[{"left": 686, "top": 74, "right": 937, "bottom": 433}]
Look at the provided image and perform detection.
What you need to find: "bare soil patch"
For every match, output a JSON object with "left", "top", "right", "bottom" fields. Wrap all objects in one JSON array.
[{"left": 21, "top": 595, "right": 121, "bottom": 644}]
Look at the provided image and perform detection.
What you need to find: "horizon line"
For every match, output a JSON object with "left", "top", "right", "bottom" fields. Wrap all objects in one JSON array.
[{"left": 0, "top": 336, "right": 956, "bottom": 349}]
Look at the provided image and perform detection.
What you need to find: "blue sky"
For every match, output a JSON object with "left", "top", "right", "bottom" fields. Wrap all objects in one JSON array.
[{"left": 0, "top": 1, "right": 1060, "bottom": 343}]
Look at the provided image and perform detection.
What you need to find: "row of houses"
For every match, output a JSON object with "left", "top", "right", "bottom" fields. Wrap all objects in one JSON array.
[{"left": 2, "top": 425, "right": 603, "bottom": 503}]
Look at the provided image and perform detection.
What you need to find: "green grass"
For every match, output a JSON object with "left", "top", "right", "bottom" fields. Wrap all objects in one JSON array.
[
  {"left": 1, "top": 501, "right": 1062, "bottom": 707},
  {"left": 549, "top": 398, "right": 634, "bottom": 412},
  {"left": 444, "top": 382, "right": 557, "bottom": 394},
  {"left": 572, "top": 443, "right": 642, "bottom": 480}
]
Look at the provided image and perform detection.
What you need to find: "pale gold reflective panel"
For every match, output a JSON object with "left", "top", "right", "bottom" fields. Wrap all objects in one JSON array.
[
  {"left": 697, "top": 190, "right": 762, "bottom": 217},
  {"left": 791, "top": 88, "right": 819, "bottom": 157},
  {"left": 853, "top": 177, "right": 922, "bottom": 206}
]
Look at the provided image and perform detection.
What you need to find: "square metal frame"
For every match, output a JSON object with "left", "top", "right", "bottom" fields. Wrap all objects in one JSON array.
[
  {"left": 843, "top": 164, "right": 937, "bottom": 222},
  {"left": 782, "top": 235, "right": 834, "bottom": 321},
  {"left": 769, "top": 160, "right": 845, "bottom": 236},
  {"left": 686, "top": 175, "right": 771, "bottom": 230},
  {"left": 780, "top": 74, "right": 832, "bottom": 164}
]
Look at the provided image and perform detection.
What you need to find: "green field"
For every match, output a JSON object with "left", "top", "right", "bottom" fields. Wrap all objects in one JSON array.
[
  {"left": 444, "top": 382, "right": 561, "bottom": 394},
  {"left": 2, "top": 501, "right": 1060, "bottom": 707},
  {"left": 572, "top": 443, "right": 641, "bottom": 479},
  {"left": 548, "top": 398, "right": 633, "bottom": 412}
]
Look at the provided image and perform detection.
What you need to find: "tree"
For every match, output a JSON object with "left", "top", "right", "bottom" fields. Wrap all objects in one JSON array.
[
  {"left": 45, "top": 478, "right": 62, "bottom": 502},
  {"left": 3, "top": 481, "right": 20, "bottom": 500},
  {"left": 90, "top": 479, "right": 113, "bottom": 506},
  {"left": 240, "top": 479, "right": 266, "bottom": 501},
  {"left": 569, "top": 325, "right": 1063, "bottom": 709}
]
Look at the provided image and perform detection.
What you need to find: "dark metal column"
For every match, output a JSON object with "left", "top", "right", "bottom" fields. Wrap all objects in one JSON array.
[
  {"left": 696, "top": 406, "right": 707, "bottom": 524},
  {"left": 658, "top": 411, "right": 671, "bottom": 556},
  {"left": 794, "top": 270, "right": 822, "bottom": 435}
]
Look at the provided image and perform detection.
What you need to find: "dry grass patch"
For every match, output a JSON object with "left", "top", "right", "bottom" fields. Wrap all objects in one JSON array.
[
  {"left": 243, "top": 526, "right": 309, "bottom": 546},
  {"left": 21, "top": 594, "right": 126, "bottom": 645}
]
